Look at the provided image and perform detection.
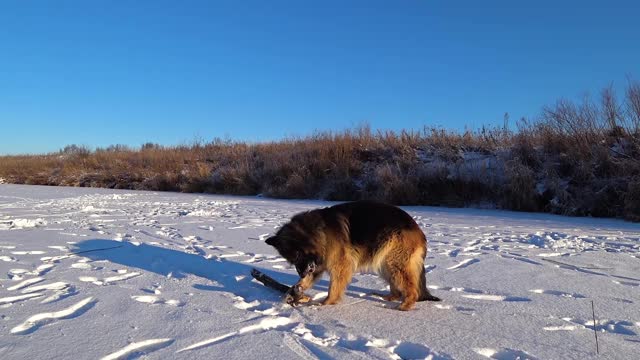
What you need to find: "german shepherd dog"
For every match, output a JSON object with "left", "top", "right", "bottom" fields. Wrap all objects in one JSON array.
[{"left": 265, "top": 200, "right": 440, "bottom": 311}]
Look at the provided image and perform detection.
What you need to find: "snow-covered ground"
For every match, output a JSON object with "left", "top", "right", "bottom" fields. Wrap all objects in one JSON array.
[{"left": 0, "top": 184, "right": 638, "bottom": 360}]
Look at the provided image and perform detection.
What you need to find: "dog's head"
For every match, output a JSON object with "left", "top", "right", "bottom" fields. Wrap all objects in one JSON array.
[
  {"left": 265, "top": 234, "right": 319, "bottom": 277},
  {"left": 265, "top": 213, "right": 323, "bottom": 277},
  {"left": 265, "top": 234, "right": 299, "bottom": 265}
]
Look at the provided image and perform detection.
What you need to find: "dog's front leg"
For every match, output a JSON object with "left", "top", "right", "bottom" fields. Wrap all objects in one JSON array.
[
  {"left": 286, "top": 272, "right": 321, "bottom": 305},
  {"left": 323, "top": 262, "right": 353, "bottom": 305}
]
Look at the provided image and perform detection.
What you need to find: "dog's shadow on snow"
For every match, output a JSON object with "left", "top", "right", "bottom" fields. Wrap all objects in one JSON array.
[{"left": 74, "top": 239, "right": 379, "bottom": 304}]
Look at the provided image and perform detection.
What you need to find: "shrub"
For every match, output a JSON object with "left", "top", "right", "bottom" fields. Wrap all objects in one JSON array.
[
  {"left": 624, "top": 178, "right": 640, "bottom": 221},
  {"left": 1, "top": 81, "right": 640, "bottom": 221}
]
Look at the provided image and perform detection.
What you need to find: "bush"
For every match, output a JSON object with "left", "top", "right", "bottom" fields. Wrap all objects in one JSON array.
[
  {"left": 503, "top": 160, "right": 539, "bottom": 211},
  {"left": 625, "top": 178, "right": 640, "bottom": 221},
  {"left": 1, "top": 82, "right": 640, "bottom": 221}
]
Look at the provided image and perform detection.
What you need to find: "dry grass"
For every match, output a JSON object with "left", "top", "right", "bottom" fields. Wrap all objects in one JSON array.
[{"left": 1, "top": 82, "right": 639, "bottom": 221}]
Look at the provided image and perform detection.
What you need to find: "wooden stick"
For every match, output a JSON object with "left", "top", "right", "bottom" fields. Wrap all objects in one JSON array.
[
  {"left": 250, "top": 268, "right": 291, "bottom": 293},
  {"left": 591, "top": 300, "right": 600, "bottom": 355},
  {"left": 251, "top": 268, "right": 313, "bottom": 306}
]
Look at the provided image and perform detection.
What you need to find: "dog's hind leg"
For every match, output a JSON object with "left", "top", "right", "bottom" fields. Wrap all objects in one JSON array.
[
  {"left": 388, "top": 268, "right": 420, "bottom": 311},
  {"left": 385, "top": 247, "right": 423, "bottom": 311},
  {"left": 370, "top": 277, "right": 402, "bottom": 302}
]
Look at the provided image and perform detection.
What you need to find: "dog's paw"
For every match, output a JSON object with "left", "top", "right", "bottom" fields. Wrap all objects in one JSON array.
[
  {"left": 370, "top": 292, "right": 401, "bottom": 302},
  {"left": 397, "top": 301, "right": 416, "bottom": 311},
  {"left": 285, "top": 285, "right": 311, "bottom": 306},
  {"left": 286, "top": 294, "right": 311, "bottom": 306},
  {"left": 321, "top": 297, "right": 340, "bottom": 306}
]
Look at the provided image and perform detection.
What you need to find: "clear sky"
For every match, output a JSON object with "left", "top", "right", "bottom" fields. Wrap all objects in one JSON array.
[{"left": 1, "top": 0, "right": 639, "bottom": 155}]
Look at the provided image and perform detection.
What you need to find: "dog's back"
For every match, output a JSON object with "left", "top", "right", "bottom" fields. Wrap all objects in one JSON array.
[{"left": 323, "top": 200, "right": 423, "bottom": 247}]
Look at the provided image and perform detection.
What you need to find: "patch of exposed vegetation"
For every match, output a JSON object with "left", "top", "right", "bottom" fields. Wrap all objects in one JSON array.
[{"left": 2, "top": 83, "right": 639, "bottom": 221}]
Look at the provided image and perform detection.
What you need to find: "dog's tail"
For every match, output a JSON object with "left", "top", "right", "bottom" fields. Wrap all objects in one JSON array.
[{"left": 418, "top": 266, "right": 441, "bottom": 302}]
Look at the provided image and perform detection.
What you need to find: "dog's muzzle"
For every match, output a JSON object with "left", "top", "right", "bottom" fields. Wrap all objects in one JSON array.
[{"left": 296, "top": 261, "right": 317, "bottom": 277}]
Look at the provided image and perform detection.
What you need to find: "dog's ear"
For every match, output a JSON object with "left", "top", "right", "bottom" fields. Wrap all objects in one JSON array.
[{"left": 265, "top": 236, "right": 279, "bottom": 246}]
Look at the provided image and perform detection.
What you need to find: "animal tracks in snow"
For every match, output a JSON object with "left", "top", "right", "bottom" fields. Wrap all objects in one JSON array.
[
  {"left": 178, "top": 316, "right": 292, "bottom": 352},
  {"left": 429, "top": 284, "right": 531, "bottom": 302},
  {"left": 287, "top": 323, "right": 454, "bottom": 360},
  {"left": 543, "top": 317, "right": 637, "bottom": 336},
  {"left": 613, "top": 279, "right": 639, "bottom": 287},
  {"left": 476, "top": 347, "right": 539, "bottom": 360},
  {"left": 498, "top": 252, "right": 543, "bottom": 266},
  {"left": 101, "top": 338, "right": 174, "bottom": 360},
  {"left": 79, "top": 271, "right": 141, "bottom": 285},
  {"left": 6, "top": 277, "right": 45, "bottom": 291},
  {"left": 447, "top": 258, "right": 480, "bottom": 270},
  {"left": 392, "top": 342, "right": 452, "bottom": 360},
  {"left": 71, "top": 262, "right": 101, "bottom": 270},
  {"left": 3, "top": 277, "right": 77, "bottom": 306},
  {"left": 11, "top": 250, "right": 46, "bottom": 255},
  {"left": 529, "top": 289, "right": 586, "bottom": 298},
  {"left": 21, "top": 281, "right": 70, "bottom": 294},
  {"left": 0, "top": 293, "right": 44, "bottom": 305},
  {"left": 429, "top": 285, "right": 484, "bottom": 294},
  {"left": 7, "top": 264, "right": 54, "bottom": 279},
  {"left": 10, "top": 296, "right": 96, "bottom": 334},
  {"left": 131, "top": 295, "right": 183, "bottom": 306},
  {"left": 461, "top": 294, "right": 531, "bottom": 302}
]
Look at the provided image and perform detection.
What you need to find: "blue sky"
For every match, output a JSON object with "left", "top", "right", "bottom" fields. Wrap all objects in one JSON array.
[{"left": 1, "top": 0, "right": 639, "bottom": 154}]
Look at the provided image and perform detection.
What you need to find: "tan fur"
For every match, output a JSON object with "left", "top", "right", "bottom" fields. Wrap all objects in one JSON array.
[{"left": 266, "top": 200, "right": 440, "bottom": 311}]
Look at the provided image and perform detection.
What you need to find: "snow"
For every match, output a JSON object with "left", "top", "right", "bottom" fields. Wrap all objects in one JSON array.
[
  {"left": 0, "top": 218, "right": 47, "bottom": 230},
  {"left": 0, "top": 184, "right": 639, "bottom": 359}
]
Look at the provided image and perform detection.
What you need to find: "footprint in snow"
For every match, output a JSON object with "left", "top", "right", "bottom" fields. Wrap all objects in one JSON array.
[
  {"left": 476, "top": 347, "right": 539, "bottom": 360},
  {"left": 6, "top": 277, "right": 45, "bottom": 291},
  {"left": 498, "top": 253, "right": 542, "bottom": 266},
  {"left": 442, "top": 248, "right": 460, "bottom": 257},
  {"left": 612, "top": 297, "right": 633, "bottom": 304},
  {"left": 434, "top": 304, "right": 475, "bottom": 314},
  {"left": 230, "top": 295, "right": 279, "bottom": 315},
  {"left": 7, "top": 264, "right": 54, "bottom": 279},
  {"left": 9, "top": 277, "right": 78, "bottom": 304},
  {"left": 428, "top": 285, "right": 484, "bottom": 294},
  {"left": 429, "top": 285, "right": 530, "bottom": 302},
  {"left": 100, "top": 338, "right": 174, "bottom": 360},
  {"left": 528, "top": 289, "right": 585, "bottom": 298},
  {"left": 288, "top": 323, "right": 454, "bottom": 360},
  {"left": 20, "top": 281, "right": 71, "bottom": 294},
  {"left": 0, "top": 293, "right": 45, "bottom": 305},
  {"left": 544, "top": 317, "right": 637, "bottom": 336},
  {"left": 613, "top": 280, "right": 639, "bottom": 287},
  {"left": 79, "top": 271, "right": 141, "bottom": 285},
  {"left": 393, "top": 342, "right": 453, "bottom": 360},
  {"left": 10, "top": 297, "right": 96, "bottom": 335},
  {"left": 11, "top": 250, "right": 47, "bottom": 255},
  {"left": 447, "top": 258, "right": 480, "bottom": 270},
  {"left": 131, "top": 295, "right": 183, "bottom": 306},
  {"left": 71, "top": 261, "right": 102, "bottom": 270},
  {"left": 462, "top": 294, "right": 531, "bottom": 302},
  {"left": 424, "top": 264, "right": 436, "bottom": 273},
  {"left": 177, "top": 316, "right": 292, "bottom": 352}
]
